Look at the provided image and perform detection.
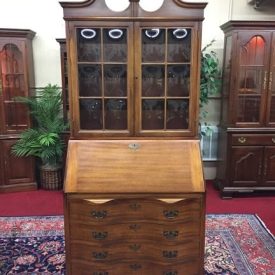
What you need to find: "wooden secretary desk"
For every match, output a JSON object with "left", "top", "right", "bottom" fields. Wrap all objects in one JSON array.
[{"left": 60, "top": 0, "right": 206, "bottom": 274}]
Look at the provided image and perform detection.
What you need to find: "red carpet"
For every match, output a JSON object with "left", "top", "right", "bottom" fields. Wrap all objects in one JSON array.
[
  {"left": 1, "top": 214, "right": 274, "bottom": 274},
  {"left": 0, "top": 181, "right": 274, "bottom": 235}
]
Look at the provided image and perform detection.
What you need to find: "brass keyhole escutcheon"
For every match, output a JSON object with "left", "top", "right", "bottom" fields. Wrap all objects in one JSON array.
[
  {"left": 128, "top": 143, "right": 140, "bottom": 151},
  {"left": 238, "top": 137, "right": 246, "bottom": 144}
]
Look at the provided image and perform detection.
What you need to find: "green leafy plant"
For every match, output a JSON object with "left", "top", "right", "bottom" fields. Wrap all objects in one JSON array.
[
  {"left": 200, "top": 39, "right": 222, "bottom": 135},
  {"left": 12, "top": 84, "right": 68, "bottom": 168}
]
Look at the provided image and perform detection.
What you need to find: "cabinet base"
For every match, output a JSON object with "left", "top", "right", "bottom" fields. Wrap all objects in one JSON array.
[{"left": 0, "top": 182, "right": 37, "bottom": 193}]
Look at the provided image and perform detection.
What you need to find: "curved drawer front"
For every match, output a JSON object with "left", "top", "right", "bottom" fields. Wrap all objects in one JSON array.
[
  {"left": 69, "top": 220, "right": 201, "bottom": 243},
  {"left": 70, "top": 240, "right": 199, "bottom": 262},
  {"left": 68, "top": 197, "right": 202, "bottom": 224},
  {"left": 70, "top": 259, "right": 200, "bottom": 275}
]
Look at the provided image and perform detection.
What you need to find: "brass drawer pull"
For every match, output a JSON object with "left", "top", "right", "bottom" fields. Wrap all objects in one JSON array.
[
  {"left": 129, "top": 203, "right": 141, "bottom": 210},
  {"left": 163, "top": 272, "right": 178, "bottom": 275},
  {"left": 91, "top": 210, "right": 107, "bottom": 219},
  {"left": 238, "top": 137, "right": 247, "bottom": 144},
  {"left": 272, "top": 137, "right": 275, "bottom": 144},
  {"left": 129, "top": 244, "right": 141, "bottom": 251},
  {"left": 163, "top": 230, "right": 179, "bottom": 240},
  {"left": 129, "top": 224, "right": 141, "bottom": 231},
  {"left": 163, "top": 210, "right": 179, "bottom": 219},
  {"left": 92, "top": 231, "right": 108, "bottom": 240},
  {"left": 163, "top": 250, "right": 178, "bottom": 258},
  {"left": 93, "top": 272, "right": 108, "bottom": 275},
  {"left": 92, "top": 251, "right": 108, "bottom": 260},
  {"left": 129, "top": 263, "right": 142, "bottom": 270}
]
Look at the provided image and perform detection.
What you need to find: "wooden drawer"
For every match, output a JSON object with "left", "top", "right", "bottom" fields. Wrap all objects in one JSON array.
[
  {"left": 69, "top": 220, "right": 201, "bottom": 243},
  {"left": 231, "top": 134, "right": 275, "bottom": 146},
  {"left": 70, "top": 259, "right": 201, "bottom": 275},
  {"left": 68, "top": 197, "right": 202, "bottom": 224},
  {"left": 70, "top": 240, "right": 199, "bottom": 262}
]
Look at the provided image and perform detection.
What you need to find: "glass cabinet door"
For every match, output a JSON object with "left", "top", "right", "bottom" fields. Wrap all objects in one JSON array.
[
  {"left": 76, "top": 26, "right": 131, "bottom": 135},
  {"left": 235, "top": 33, "right": 271, "bottom": 126},
  {"left": 0, "top": 41, "right": 29, "bottom": 133},
  {"left": 267, "top": 32, "right": 275, "bottom": 126},
  {"left": 139, "top": 27, "right": 192, "bottom": 134}
]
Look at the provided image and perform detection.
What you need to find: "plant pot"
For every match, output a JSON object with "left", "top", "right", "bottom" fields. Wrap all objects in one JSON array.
[{"left": 40, "top": 164, "right": 63, "bottom": 190}]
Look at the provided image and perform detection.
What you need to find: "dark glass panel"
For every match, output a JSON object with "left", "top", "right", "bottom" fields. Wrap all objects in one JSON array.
[
  {"left": 77, "top": 28, "right": 101, "bottom": 62},
  {"left": 105, "top": 99, "right": 127, "bottom": 130},
  {"left": 79, "top": 99, "right": 102, "bottom": 130},
  {"left": 142, "top": 28, "right": 165, "bottom": 62},
  {"left": 78, "top": 65, "right": 102, "bottom": 97},
  {"left": 2, "top": 74, "right": 25, "bottom": 100},
  {"left": 142, "top": 65, "right": 165, "bottom": 97},
  {"left": 4, "top": 102, "right": 28, "bottom": 130},
  {"left": 104, "top": 65, "right": 127, "bottom": 96},
  {"left": 167, "top": 28, "right": 191, "bottom": 62},
  {"left": 239, "top": 68, "right": 262, "bottom": 94},
  {"left": 222, "top": 36, "right": 232, "bottom": 97},
  {"left": 167, "top": 65, "right": 190, "bottom": 97},
  {"left": 166, "top": 100, "right": 189, "bottom": 129},
  {"left": 142, "top": 99, "right": 164, "bottom": 130},
  {"left": 103, "top": 28, "right": 127, "bottom": 62},
  {"left": 240, "top": 36, "right": 265, "bottom": 66},
  {"left": 237, "top": 96, "right": 260, "bottom": 122}
]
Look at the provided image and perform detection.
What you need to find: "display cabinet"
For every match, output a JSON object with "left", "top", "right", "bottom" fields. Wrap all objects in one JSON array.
[
  {"left": 0, "top": 28, "right": 36, "bottom": 192},
  {"left": 61, "top": 0, "right": 206, "bottom": 139},
  {"left": 216, "top": 21, "right": 275, "bottom": 197}
]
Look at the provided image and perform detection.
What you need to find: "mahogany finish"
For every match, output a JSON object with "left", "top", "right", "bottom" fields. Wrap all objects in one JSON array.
[
  {"left": 0, "top": 29, "right": 37, "bottom": 192},
  {"left": 61, "top": 0, "right": 206, "bottom": 273},
  {"left": 64, "top": 140, "right": 205, "bottom": 275},
  {"left": 216, "top": 21, "right": 275, "bottom": 197}
]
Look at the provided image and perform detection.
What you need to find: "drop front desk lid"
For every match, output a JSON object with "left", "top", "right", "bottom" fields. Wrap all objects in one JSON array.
[{"left": 64, "top": 140, "right": 205, "bottom": 194}]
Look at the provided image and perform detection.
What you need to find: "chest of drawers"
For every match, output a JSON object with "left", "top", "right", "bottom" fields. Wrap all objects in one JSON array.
[{"left": 64, "top": 140, "right": 205, "bottom": 275}]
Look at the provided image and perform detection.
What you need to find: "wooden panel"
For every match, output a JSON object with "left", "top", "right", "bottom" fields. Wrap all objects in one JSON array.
[{"left": 262, "top": 146, "right": 275, "bottom": 186}]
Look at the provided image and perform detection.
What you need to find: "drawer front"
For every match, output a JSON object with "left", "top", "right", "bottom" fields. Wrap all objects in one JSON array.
[
  {"left": 70, "top": 259, "right": 201, "bottom": 275},
  {"left": 69, "top": 220, "right": 201, "bottom": 243},
  {"left": 231, "top": 134, "right": 275, "bottom": 146},
  {"left": 68, "top": 197, "right": 202, "bottom": 224},
  {"left": 70, "top": 240, "right": 200, "bottom": 262}
]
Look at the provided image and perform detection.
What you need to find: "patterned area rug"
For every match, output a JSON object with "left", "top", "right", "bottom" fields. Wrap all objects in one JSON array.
[{"left": 0, "top": 214, "right": 274, "bottom": 274}]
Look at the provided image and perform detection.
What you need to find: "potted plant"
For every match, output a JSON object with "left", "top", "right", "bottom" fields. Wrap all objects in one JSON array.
[
  {"left": 12, "top": 84, "right": 68, "bottom": 190},
  {"left": 199, "top": 39, "right": 222, "bottom": 136}
]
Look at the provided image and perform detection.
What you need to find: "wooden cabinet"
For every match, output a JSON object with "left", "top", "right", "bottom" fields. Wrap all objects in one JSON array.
[
  {"left": 64, "top": 139, "right": 205, "bottom": 275},
  {"left": 60, "top": 0, "right": 206, "bottom": 139},
  {"left": 0, "top": 29, "right": 37, "bottom": 192},
  {"left": 217, "top": 21, "right": 275, "bottom": 197}
]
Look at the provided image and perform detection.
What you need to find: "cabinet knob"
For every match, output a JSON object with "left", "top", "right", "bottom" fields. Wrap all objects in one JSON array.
[
  {"left": 91, "top": 210, "right": 107, "bottom": 219},
  {"left": 129, "top": 244, "right": 141, "bottom": 251},
  {"left": 129, "top": 203, "right": 141, "bottom": 210},
  {"left": 163, "top": 250, "right": 178, "bottom": 258},
  {"left": 163, "top": 210, "right": 179, "bottom": 219},
  {"left": 238, "top": 137, "right": 246, "bottom": 144},
  {"left": 92, "top": 231, "right": 108, "bottom": 240},
  {"left": 163, "top": 230, "right": 179, "bottom": 240},
  {"left": 129, "top": 224, "right": 141, "bottom": 231},
  {"left": 92, "top": 251, "right": 108, "bottom": 260},
  {"left": 272, "top": 137, "right": 275, "bottom": 144}
]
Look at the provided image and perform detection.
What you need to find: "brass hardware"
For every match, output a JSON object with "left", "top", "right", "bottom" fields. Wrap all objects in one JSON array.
[
  {"left": 272, "top": 137, "right": 275, "bottom": 144},
  {"left": 263, "top": 71, "right": 268, "bottom": 90},
  {"left": 158, "top": 198, "right": 184, "bottom": 203},
  {"left": 163, "top": 250, "right": 178, "bottom": 258},
  {"left": 92, "top": 251, "right": 108, "bottom": 260},
  {"left": 93, "top": 272, "right": 108, "bottom": 275},
  {"left": 129, "top": 244, "right": 141, "bottom": 251},
  {"left": 238, "top": 137, "right": 246, "bottom": 144},
  {"left": 91, "top": 210, "right": 107, "bottom": 219},
  {"left": 163, "top": 210, "right": 179, "bottom": 219},
  {"left": 163, "top": 231, "right": 179, "bottom": 240},
  {"left": 129, "top": 263, "right": 142, "bottom": 270},
  {"left": 128, "top": 143, "right": 140, "bottom": 151},
  {"left": 269, "top": 72, "right": 273, "bottom": 92},
  {"left": 163, "top": 272, "right": 178, "bottom": 275},
  {"left": 92, "top": 231, "right": 108, "bottom": 240},
  {"left": 85, "top": 199, "right": 112, "bottom": 204},
  {"left": 129, "top": 203, "right": 141, "bottom": 210},
  {"left": 129, "top": 224, "right": 141, "bottom": 231}
]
